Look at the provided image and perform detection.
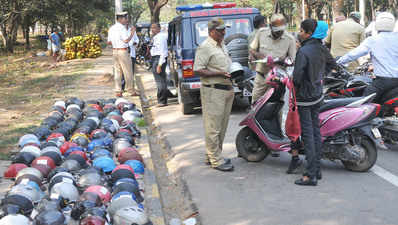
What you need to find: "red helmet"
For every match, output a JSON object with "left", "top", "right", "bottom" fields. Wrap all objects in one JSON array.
[
  {"left": 88, "top": 104, "right": 103, "bottom": 113},
  {"left": 112, "top": 164, "right": 135, "bottom": 175},
  {"left": 80, "top": 216, "right": 106, "bottom": 225},
  {"left": 69, "top": 150, "right": 88, "bottom": 160},
  {"left": 31, "top": 164, "right": 52, "bottom": 178},
  {"left": 4, "top": 163, "right": 28, "bottom": 179},
  {"left": 84, "top": 185, "right": 111, "bottom": 203},
  {"left": 116, "top": 128, "right": 132, "bottom": 135},
  {"left": 60, "top": 141, "right": 78, "bottom": 155},
  {"left": 31, "top": 156, "right": 56, "bottom": 170},
  {"left": 46, "top": 133, "right": 65, "bottom": 142},
  {"left": 118, "top": 147, "right": 144, "bottom": 164}
]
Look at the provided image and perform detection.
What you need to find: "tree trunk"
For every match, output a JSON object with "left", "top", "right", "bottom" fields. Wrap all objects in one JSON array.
[
  {"left": 25, "top": 26, "right": 30, "bottom": 50},
  {"left": 359, "top": 0, "right": 366, "bottom": 25},
  {"left": 147, "top": 0, "right": 169, "bottom": 23},
  {"left": 332, "top": 0, "right": 344, "bottom": 21}
]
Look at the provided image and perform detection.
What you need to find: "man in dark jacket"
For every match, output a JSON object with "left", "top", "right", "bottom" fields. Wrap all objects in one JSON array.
[{"left": 293, "top": 19, "right": 337, "bottom": 186}]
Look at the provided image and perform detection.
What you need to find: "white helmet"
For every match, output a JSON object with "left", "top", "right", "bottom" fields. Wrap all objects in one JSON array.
[
  {"left": 0, "top": 214, "right": 31, "bottom": 225},
  {"left": 17, "top": 167, "right": 44, "bottom": 181},
  {"left": 41, "top": 146, "right": 62, "bottom": 156},
  {"left": 18, "top": 134, "right": 40, "bottom": 148},
  {"left": 115, "top": 98, "right": 129, "bottom": 106},
  {"left": 49, "top": 171, "right": 76, "bottom": 183},
  {"left": 8, "top": 183, "right": 44, "bottom": 204},
  {"left": 122, "top": 111, "right": 139, "bottom": 122},
  {"left": 66, "top": 104, "right": 81, "bottom": 112},
  {"left": 54, "top": 101, "right": 66, "bottom": 110},
  {"left": 21, "top": 145, "right": 41, "bottom": 158},
  {"left": 375, "top": 12, "right": 396, "bottom": 32},
  {"left": 50, "top": 181, "right": 79, "bottom": 202},
  {"left": 107, "top": 195, "right": 138, "bottom": 217},
  {"left": 113, "top": 206, "right": 151, "bottom": 225}
]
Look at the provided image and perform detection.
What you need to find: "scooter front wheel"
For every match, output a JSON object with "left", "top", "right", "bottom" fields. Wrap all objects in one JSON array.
[{"left": 236, "top": 127, "right": 270, "bottom": 162}]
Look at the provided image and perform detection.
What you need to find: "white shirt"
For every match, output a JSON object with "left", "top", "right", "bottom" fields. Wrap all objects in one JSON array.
[
  {"left": 107, "top": 22, "right": 129, "bottom": 48},
  {"left": 394, "top": 21, "right": 398, "bottom": 32},
  {"left": 128, "top": 29, "right": 139, "bottom": 57},
  {"left": 150, "top": 32, "right": 168, "bottom": 66}
]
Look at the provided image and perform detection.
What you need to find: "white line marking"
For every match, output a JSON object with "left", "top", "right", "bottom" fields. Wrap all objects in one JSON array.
[{"left": 371, "top": 165, "right": 398, "bottom": 187}]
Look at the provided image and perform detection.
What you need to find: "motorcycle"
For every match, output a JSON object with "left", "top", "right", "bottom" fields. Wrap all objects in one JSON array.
[
  {"left": 234, "top": 57, "right": 382, "bottom": 172},
  {"left": 136, "top": 36, "right": 152, "bottom": 70}
]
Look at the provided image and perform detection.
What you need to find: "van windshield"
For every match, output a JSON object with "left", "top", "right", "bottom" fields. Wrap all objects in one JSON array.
[{"left": 195, "top": 18, "right": 251, "bottom": 45}]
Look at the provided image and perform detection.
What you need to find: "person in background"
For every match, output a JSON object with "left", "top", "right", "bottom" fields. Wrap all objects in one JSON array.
[
  {"left": 49, "top": 29, "right": 61, "bottom": 67},
  {"left": 150, "top": 23, "right": 171, "bottom": 107},
  {"left": 128, "top": 25, "right": 140, "bottom": 84},
  {"left": 324, "top": 12, "right": 365, "bottom": 72},
  {"left": 107, "top": 12, "right": 138, "bottom": 97},
  {"left": 293, "top": 19, "right": 337, "bottom": 186},
  {"left": 248, "top": 15, "right": 267, "bottom": 70}
]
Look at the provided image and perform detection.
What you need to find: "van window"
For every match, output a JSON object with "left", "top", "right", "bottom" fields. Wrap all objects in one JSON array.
[{"left": 195, "top": 18, "right": 251, "bottom": 45}]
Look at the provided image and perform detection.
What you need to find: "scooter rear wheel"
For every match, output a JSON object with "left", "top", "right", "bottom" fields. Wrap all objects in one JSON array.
[
  {"left": 341, "top": 137, "right": 377, "bottom": 172},
  {"left": 236, "top": 127, "right": 270, "bottom": 162}
]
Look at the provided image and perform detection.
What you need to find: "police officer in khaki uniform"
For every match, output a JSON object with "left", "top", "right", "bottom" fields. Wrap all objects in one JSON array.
[
  {"left": 250, "top": 14, "right": 296, "bottom": 104},
  {"left": 194, "top": 17, "right": 234, "bottom": 172}
]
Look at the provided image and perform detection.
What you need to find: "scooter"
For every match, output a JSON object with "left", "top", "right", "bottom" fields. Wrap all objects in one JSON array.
[{"left": 234, "top": 58, "right": 382, "bottom": 172}]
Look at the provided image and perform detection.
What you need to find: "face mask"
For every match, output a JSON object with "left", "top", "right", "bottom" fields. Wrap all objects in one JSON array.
[{"left": 271, "top": 30, "right": 284, "bottom": 39}]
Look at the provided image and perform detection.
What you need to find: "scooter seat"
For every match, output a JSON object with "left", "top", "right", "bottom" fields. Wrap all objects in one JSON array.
[{"left": 320, "top": 97, "right": 363, "bottom": 112}]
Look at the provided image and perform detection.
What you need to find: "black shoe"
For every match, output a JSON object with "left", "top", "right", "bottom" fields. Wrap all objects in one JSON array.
[
  {"left": 286, "top": 159, "right": 302, "bottom": 174},
  {"left": 206, "top": 158, "right": 231, "bottom": 165},
  {"left": 213, "top": 162, "right": 234, "bottom": 172},
  {"left": 294, "top": 177, "right": 317, "bottom": 186},
  {"left": 271, "top": 152, "right": 280, "bottom": 157},
  {"left": 317, "top": 171, "right": 322, "bottom": 180}
]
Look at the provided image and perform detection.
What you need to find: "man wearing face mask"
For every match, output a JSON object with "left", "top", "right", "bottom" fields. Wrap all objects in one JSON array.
[{"left": 250, "top": 14, "right": 296, "bottom": 104}]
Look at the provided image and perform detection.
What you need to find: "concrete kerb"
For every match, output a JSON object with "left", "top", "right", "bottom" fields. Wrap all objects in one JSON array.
[{"left": 136, "top": 71, "right": 201, "bottom": 224}]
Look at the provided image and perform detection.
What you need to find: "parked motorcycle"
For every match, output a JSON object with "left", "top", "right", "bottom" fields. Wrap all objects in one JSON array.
[
  {"left": 136, "top": 36, "right": 152, "bottom": 70},
  {"left": 234, "top": 57, "right": 382, "bottom": 172}
]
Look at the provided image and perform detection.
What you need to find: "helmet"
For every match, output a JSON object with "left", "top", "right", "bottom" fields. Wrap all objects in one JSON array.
[
  {"left": 20, "top": 145, "right": 41, "bottom": 158},
  {"left": 82, "top": 207, "right": 107, "bottom": 220},
  {"left": 71, "top": 133, "right": 90, "bottom": 148},
  {"left": 80, "top": 216, "right": 106, "bottom": 225},
  {"left": 41, "top": 141, "right": 58, "bottom": 149},
  {"left": 112, "top": 181, "right": 143, "bottom": 203},
  {"left": 60, "top": 141, "right": 78, "bottom": 155},
  {"left": 103, "top": 104, "right": 117, "bottom": 115},
  {"left": 122, "top": 111, "right": 139, "bottom": 122},
  {"left": 0, "top": 214, "right": 31, "bottom": 225},
  {"left": 54, "top": 100, "right": 66, "bottom": 110},
  {"left": 109, "top": 115, "right": 123, "bottom": 125},
  {"left": 48, "top": 175, "right": 77, "bottom": 192},
  {"left": 49, "top": 171, "right": 76, "bottom": 183},
  {"left": 69, "top": 150, "right": 88, "bottom": 160},
  {"left": 50, "top": 182, "right": 79, "bottom": 202},
  {"left": 60, "top": 159, "right": 82, "bottom": 172},
  {"left": 93, "top": 156, "right": 116, "bottom": 173},
  {"left": 46, "top": 133, "right": 66, "bottom": 147},
  {"left": 87, "top": 117, "right": 100, "bottom": 127},
  {"left": 113, "top": 205, "right": 151, "bottom": 225},
  {"left": 4, "top": 163, "right": 28, "bottom": 178},
  {"left": 71, "top": 192, "right": 103, "bottom": 220},
  {"left": 88, "top": 138, "right": 108, "bottom": 152},
  {"left": 375, "top": 12, "right": 395, "bottom": 32},
  {"left": 8, "top": 183, "right": 44, "bottom": 204},
  {"left": 66, "top": 97, "right": 84, "bottom": 108},
  {"left": 78, "top": 170, "right": 105, "bottom": 191},
  {"left": 41, "top": 146, "right": 62, "bottom": 156},
  {"left": 120, "top": 121, "right": 141, "bottom": 137},
  {"left": 88, "top": 104, "right": 103, "bottom": 112},
  {"left": 90, "top": 129, "right": 108, "bottom": 140},
  {"left": 107, "top": 195, "right": 138, "bottom": 217},
  {"left": 121, "top": 103, "right": 136, "bottom": 113},
  {"left": 115, "top": 98, "right": 129, "bottom": 106},
  {"left": 32, "top": 156, "right": 56, "bottom": 170},
  {"left": 18, "top": 134, "right": 40, "bottom": 148},
  {"left": 111, "top": 168, "right": 136, "bottom": 184},
  {"left": 64, "top": 146, "right": 85, "bottom": 157},
  {"left": 31, "top": 164, "right": 52, "bottom": 178},
  {"left": 15, "top": 174, "right": 43, "bottom": 187},
  {"left": 47, "top": 167, "right": 70, "bottom": 181},
  {"left": 113, "top": 178, "right": 139, "bottom": 190},
  {"left": 100, "top": 118, "right": 117, "bottom": 133},
  {"left": 12, "top": 152, "right": 36, "bottom": 165},
  {"left": 107, "top": 111, "right": 121, "bottom": 118},
  {"left": 110, "top": 119, "right": 120, "bottom": 130},
  {"left": 113, "top": 138, "right": 132, "bottom": 155},
  {"left": 66, "top": 104, "right": 81, "bottom": 112},
  {"left": 34, "top": 210, "right": 66, "bottom": 225},
  {"left": 112, "top": 164, "right": 135, "bottom": 174},
  {"left": 118, "top": 147, "right": 143, "bottom": 164},
  {"left": 2, "top": 194, "right": 34, "bottom": 216},
  {"left": 17, "top": 167, "right": 43, "bottom": 181},
  {"left": 228, "top": 62, "right": 244, "bottom": 79},
  {"left": 91, "top": 149, "right": 112, "bottom": 160},
  {"left": 84, "top": 185, "right": 111, "bottom": 203},
  {"left": 41, "top": 151, "right": 62, "bottom": 166},
  {"left": 124, "top": 160, "right": 145, "bottom": 174},
  {"left": 33, "top": 126, "right": 52, "bottom": 141}
]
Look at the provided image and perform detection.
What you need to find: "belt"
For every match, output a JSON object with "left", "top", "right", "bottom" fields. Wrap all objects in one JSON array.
[
  {"left": 257, "top": 72, "right": 265, "bottom": 78},
  {"left": 203, "top": 84, "right": 233, "bottom": 91},
  {"left": 113, "top": 48, "right": 128, "bottom": 50}
]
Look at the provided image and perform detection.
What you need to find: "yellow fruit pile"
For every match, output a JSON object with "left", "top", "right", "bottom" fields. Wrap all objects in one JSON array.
[{"left": 64, "top": 34, "right": 102, "bottom": 60}]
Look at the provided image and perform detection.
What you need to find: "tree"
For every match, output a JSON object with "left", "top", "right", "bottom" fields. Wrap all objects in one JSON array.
[
  {"left": 124, "top": 0, "right": 148, "bottom": 25},
  {"left": 147, "top": 0, "right": 169, "bottom": 23}
]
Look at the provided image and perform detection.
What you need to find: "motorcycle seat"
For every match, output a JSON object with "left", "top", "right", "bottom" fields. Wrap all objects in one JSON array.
[{"left": 320, "top": 97, "right": 363, "bottom": 112}]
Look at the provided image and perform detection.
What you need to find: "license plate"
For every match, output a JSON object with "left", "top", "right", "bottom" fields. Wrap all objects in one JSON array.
[
  {"left": 243, "top": 88, "right": 252, "bottom": 97},
  {"left": 372, "top": 127, "right": 381, "bottom": 139},
  {"left": 190, "top": 83, "right": 201, "bottom": 89}
]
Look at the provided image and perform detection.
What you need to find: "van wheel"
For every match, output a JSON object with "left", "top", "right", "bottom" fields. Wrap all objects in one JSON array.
[{"left": 178, "top": 87, "right": 194, "bottom": 115}]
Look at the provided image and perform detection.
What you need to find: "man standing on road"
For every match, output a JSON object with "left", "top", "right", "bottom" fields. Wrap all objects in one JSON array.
[
  {"left": 194, "top": 17, "right": 234, "bottom": 172},
  {"left": 107, "top": 12, "right": 138, "bottom": 97},
  {"left": 325, "top": 12, "right": 365, "bottom": 72},
  {"left": 150, "top": 23, "right": 171, "bottom": 107},
  {"left": 250, "top": 14, "right": 296, "bottom": 104},
  {"left": 248, "top": 15, "right": 266, "bottom": 70}
]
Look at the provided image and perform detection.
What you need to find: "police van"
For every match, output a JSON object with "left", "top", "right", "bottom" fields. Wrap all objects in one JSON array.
[{"left": 167, "top": 3, "right": 260, "bottom": 114}]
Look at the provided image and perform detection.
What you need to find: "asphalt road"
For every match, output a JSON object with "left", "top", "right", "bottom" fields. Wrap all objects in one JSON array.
[{"left": 141, "top": 74, "right": 398, "bottom": 225}]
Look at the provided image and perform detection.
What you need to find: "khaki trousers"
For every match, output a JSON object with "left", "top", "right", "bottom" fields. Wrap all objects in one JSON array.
[
  {"left": 113, "top": 49, "right": 135, "bottom": 93},
  {"left": 252, "top": 72, "right": 270, "bottom": 104},
  {"left": 201, "top": 85, "right": 234, "bottom": 167}
]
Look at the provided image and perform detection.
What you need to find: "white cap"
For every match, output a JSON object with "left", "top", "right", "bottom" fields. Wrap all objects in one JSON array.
[{"left": 375, "top": 12, "right": 395, "bottom": 32}]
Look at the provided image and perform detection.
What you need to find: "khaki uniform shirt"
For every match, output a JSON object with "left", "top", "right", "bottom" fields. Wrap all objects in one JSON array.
[
  {"left": 325, "top": 18, "right": 365, "bottom": 57},
  {"left": 194, "top": 37, "right": 232, "bottom": 85},
  {"left": 250, "top": 28, "right": 296, "bottom": 74}
]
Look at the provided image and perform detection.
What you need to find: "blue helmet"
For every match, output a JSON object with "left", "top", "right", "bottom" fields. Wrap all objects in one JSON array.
[
  {"left": 124, "top": 160, "right": 144, "bottom": 174},
  {"left": 88, "top": 139, "right": 106, "bottom": 152},
  {"left": 93, "top": 156, "right": 116, "bottom": 173},
  {"left": 91, "top": 149, "right": 112, "bottom": 160},
  {"left": 64, "top": 146, "right": 85, "bottom": 157}
]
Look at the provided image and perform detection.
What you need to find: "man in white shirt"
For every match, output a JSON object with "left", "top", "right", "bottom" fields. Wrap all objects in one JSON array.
[
  {"left": 150, "top": 23, "right": 171, "bottom": 107},
  {"left": 107, "top": 12, "right": 139, "bottom": 97}
]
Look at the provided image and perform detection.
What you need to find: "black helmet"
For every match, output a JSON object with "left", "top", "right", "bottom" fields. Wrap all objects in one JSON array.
[
  {"left": 1, "top": 194, "right": 34, "bottom": 216},
  {"left": 77, "top": 168, "right": 106, "bottom": 191},
  {"left": 47, "top": 167, "right": 69, "bottom": 181},
  {"left": 12, "top": 152, "right": 36, "bottom": 165},
  {"left": 66, "top": 97, "right": 85, "bottom": 109},
  {"left": 33, "top": 210, "right": 66, "bottom": 225},
  {"left": 111, "top": 169, "right": 136, "bottom": 185},
  {"left": 41, "top": 151, "right": 62, "bottom": 166},
  {"left": 66, "top": 154, "right": 88, "bottom": 168},
  {"left": 48, "top": 175, "right": 78, "bottom": 192},
  {"left": 112, "top": 182, "right": 144, "bottom": 203},
  {"left": 33, "top": 126, "right": 51, "bottom": 141}
]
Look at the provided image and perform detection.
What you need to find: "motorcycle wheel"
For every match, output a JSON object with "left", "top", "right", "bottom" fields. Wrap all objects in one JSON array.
[
  {"left": 341, "top": 138, "right": 377, "bottom": 172},
  {"left": 236, "top": 127, "right": 270, "bottom": 162}
]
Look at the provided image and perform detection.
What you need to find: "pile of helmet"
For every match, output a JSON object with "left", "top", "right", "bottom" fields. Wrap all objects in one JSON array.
[{"left": 1, "top": 97, "right": 153, "bottom": 225}]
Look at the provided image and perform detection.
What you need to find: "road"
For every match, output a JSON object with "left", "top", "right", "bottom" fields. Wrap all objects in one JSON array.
[{"left": 141, "top": 73, "right": 398, "bottom": 225}]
